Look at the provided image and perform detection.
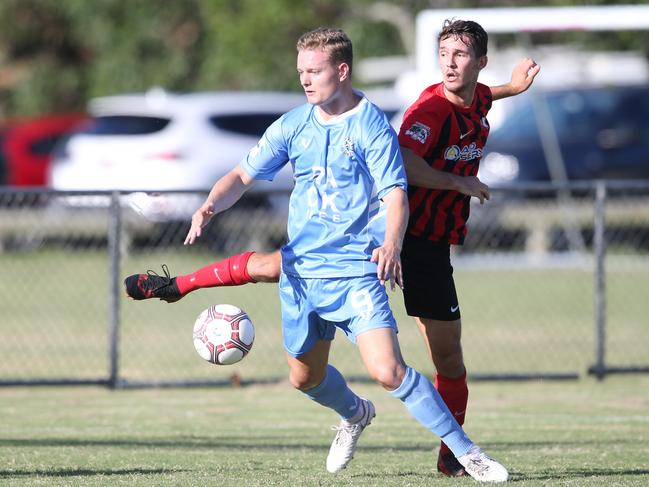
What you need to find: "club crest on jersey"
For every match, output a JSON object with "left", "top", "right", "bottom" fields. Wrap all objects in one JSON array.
[
  {"left": 405, "top": 122, "right": 430, "bottom": 144},
  {"left": 445, "top": 142, "right": 483, "bottom": 162},
  {"left": 342, "top": 137, "right": 355, "bottom": 158}
]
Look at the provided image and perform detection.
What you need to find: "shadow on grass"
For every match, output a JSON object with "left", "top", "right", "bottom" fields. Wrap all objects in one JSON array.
[
  {"left": 2, "top": 436, "right": 334, "bottom": 454},
  {"left": 4, "top": 439, "right": 648, "bottom": 483},
  {"left": 0, "top": 467, "right": 185, "bottom": 479},
  {"left": 509, "top": 468, "right": 649, "bottom": 482},
  {"left": 0, "top": 436, "right": 643, "bottom": 452}
]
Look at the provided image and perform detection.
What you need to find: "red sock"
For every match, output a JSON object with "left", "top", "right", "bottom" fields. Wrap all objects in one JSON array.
[
  {"left": 176, "top": 252, "right": 256, "bottom": 295},
  {"left": 435, "top": 371, "right": 468, "bottom": 457}
]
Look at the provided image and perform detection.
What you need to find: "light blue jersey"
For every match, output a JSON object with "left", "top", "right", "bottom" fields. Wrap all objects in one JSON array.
[
  {"left": 240, "top": 92, "right": 476, "bottom": 459},
  {"left": 240, "top": 94, "right": 407, "bottom": 278}
]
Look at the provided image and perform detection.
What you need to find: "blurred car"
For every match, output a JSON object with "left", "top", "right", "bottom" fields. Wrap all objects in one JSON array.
[
  {"left": 0, "top": 123, "right": 11, "bottom": 185},
  {"left": 48, "top": 89, "right": 307, "bottom": 220},
  {"left": 479, "top": 84, "right": 649, "bottom": 187},
  {"left": 0, "top": 113, "right": 87, "bottom": 187}
]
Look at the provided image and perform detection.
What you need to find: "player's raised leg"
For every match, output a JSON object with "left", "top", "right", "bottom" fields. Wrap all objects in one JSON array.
[
  {"left": 123, "top": 250, "right": 281, "bottom": 302},
  {"left": 357, "top": 327, "right": 507, "bottom": 483}
]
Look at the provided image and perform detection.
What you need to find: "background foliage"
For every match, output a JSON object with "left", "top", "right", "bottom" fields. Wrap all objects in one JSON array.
[{"left": 0, "top": 0, "right": 648, "bottom": 117}]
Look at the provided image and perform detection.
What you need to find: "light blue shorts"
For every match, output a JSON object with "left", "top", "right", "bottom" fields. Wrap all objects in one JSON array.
[{"left": 279, "top": 273, "right": 398, "bottom": 358}]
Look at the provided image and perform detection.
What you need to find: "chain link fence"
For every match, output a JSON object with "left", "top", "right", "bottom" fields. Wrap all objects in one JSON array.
[{"left": 1, "top": 182, "right": 648, "bottom": 388}]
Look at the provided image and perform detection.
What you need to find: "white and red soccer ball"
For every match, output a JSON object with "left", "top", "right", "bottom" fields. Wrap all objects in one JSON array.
[{"left": 192, "top": 304, "right": 255, "bottom": 365}]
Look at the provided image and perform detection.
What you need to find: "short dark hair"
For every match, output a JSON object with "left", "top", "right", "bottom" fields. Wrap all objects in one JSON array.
[
  {"left": 438, "top": 19, "right": 488, "bottom": 58},
  {"left": 296, "top": 27, "right": 353, "bottom": 73}
]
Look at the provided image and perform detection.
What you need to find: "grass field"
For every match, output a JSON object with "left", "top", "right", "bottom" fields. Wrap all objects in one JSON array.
[
  {"left": 2, "top": 248, "right": 648, "bottom": 385},
  {"left": 2, "top": 376, "right": 648, "bottom": 486},
  {"left": 1, "top": 241, "right": 649, "bottom": 485}
]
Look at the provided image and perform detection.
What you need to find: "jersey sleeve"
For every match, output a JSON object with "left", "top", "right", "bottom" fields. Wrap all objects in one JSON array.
[
  {"left": 365, "top": 123, "right": 407, "bottom": 200},
  {"left": 398, "top": 101, "right": 442, "bottom": 158},
  {"left": 239, "top": 115, "right": 289, "bottom": 181}
]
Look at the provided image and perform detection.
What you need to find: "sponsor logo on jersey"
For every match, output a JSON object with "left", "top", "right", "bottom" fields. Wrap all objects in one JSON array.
[
  {"left": 308, "top": 166, "right": 341, "bottom": 222},
  {"left": 444, "top": 142, "right": 482, "bottom": 162},
  {"left": 405, "top": 122, "right": 430, "bottom": 144}
]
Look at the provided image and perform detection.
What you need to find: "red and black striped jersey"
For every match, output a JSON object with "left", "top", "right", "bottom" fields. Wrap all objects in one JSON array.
[{"left": 398, "top": 82, "right": 492, "bottom": 244}]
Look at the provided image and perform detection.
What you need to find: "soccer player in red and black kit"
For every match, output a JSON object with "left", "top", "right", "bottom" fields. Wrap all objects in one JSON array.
[
  {"left": 397, "top": 19, "right": 539, "bottom": 476},
  {"left": 125, "top": 19, "right": 539, "bottom": 478}
]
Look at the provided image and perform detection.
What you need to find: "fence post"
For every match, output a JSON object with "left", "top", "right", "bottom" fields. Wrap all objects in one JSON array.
[
  {"left": 592, "top": 181, "right": 607, "bottom": 380},
  {"left": 107, "top": 191, "right": 122, "bottom": 388}
]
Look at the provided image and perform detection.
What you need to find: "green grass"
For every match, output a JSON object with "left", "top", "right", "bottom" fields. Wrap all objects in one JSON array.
[
  {"left": 1, "top": 249, "right": 648, "bottom": 383},
  {"left": 2, "top": 376, "right": 648, "bottom": 486},
  {"left": 1, "top": 248, "right": 649, "bottom": 484}
]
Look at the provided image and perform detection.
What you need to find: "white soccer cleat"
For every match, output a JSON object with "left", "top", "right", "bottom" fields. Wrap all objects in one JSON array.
[
  {"left": 325, "top": 398, "right": 375, "bottom": 473},
  {"left": 457, "top": 445, "right": 509, "bottom": 483}
]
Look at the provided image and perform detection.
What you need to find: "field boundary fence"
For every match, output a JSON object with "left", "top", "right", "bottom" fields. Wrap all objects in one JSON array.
[{"left": 1, "top": 181, "right": 648, "bottom": 388}]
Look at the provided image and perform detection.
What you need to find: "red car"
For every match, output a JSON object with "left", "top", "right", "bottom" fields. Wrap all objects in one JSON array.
[{"left": 1, "top": 113, "right": 87, "bottom": 186}]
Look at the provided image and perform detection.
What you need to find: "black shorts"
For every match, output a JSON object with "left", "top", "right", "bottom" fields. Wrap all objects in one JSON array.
[{"left": 401, "top": 235, "right": 460, "bottom": 321}]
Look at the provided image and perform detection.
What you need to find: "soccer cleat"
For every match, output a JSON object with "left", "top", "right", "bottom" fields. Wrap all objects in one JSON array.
[
  {"left": 437, "top": 450, "right": 467, "bottom": 477},
  {"left": 326, "top": 398, "right": 375, "bottom": 473},
  {"left": 123, "top": 264, "right": 183, "bottom": 303},
  {"left": 457, "top": 445, "right": 508, "bottom": 483}
]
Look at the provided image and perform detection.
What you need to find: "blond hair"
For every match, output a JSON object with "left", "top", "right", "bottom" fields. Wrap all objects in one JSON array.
[{"left": 296, "top": 27, "right": 353, "bottom": 74}]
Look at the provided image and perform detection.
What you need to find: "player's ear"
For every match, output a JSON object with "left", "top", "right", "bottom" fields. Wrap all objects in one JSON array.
[
  {"left": 338, "top": 62, "right": 351, "bottom": 82},
  {"left": 478, "top": 55, "right": 488, "bottom": 70}
]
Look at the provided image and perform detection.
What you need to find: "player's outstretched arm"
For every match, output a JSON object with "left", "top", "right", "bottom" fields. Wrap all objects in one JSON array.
[
  {"left": 184, "top": 165, "right": 254, "bottom": 245},
  {"left": 371, "top": 186, "right": 408, "bottom": 290},
  {"left": 490, "top": 58, "right": 541, "bottom": 101}
]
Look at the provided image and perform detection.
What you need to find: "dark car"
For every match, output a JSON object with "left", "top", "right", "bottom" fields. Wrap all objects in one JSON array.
[{"left": 479, "top": 84, "right": 649, "bottom": 186}]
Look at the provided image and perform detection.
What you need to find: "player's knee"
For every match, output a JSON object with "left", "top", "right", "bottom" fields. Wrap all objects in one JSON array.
[
  {"left": 433, "top": 350, "right": 465, "bottom": 377},
  {"left": 369, "top": 363, "right": 406, "bottom": 391},
  {"left": 288, "top": 369, "right": 320, "bottom": 391},
  {"left": 250, "top": 251, "right": 281, "bottom": 283}
]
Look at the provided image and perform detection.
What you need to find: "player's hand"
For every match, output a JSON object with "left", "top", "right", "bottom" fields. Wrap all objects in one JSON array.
[
  {"left": 456, "top": 175, "right": 490, "bottom": 205},
  {"left": 184, "top": 202, "right": 215, "bottom": 245},
  {"left": 509, "top": 58, "right": 540, "bottom": 95},
  {"left": 371, "top": 242, "right": 403, "bottom": 290}
]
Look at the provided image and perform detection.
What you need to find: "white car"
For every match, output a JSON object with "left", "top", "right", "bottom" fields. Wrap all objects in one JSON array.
[{"left": 49, "top": 89, "right": 306, "bottom": 220}]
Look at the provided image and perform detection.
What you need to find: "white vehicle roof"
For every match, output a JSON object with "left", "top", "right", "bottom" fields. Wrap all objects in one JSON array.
[{"left": 88, "top": 88, "right": 307, "bottom": 117}]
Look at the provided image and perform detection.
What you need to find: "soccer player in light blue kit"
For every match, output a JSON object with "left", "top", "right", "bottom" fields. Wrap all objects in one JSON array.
[{"left": 184, "top": 27, "right": 507, "bottom": 482}]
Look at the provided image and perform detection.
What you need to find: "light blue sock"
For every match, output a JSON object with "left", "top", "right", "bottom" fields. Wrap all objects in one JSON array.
[
  {"left": 390, "top": 366, "right": 474, "bottom": 457},
  {"left": 303, "top": 364, "right": 360, "bottom": 420}
]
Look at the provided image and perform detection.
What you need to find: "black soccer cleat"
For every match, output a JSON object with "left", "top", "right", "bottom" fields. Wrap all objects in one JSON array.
[
  {"left": 124, "top": 264, "right": 183, "bottom": 303},
  {"left": 437, "top": 450, "right": 467, "bottom": 477}
]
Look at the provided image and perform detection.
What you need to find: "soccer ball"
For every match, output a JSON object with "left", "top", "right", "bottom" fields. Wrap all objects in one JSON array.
[{"left": 192, "top": 304, "right": 255, "bottom": 365}]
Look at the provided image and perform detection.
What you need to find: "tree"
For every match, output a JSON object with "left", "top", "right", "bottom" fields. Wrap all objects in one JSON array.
[
  {"left": 1, "top": 0, "right": 646, "bottom": 117},
  {"left": 0, "top": 0, "right": 407, "bottom": 117}
]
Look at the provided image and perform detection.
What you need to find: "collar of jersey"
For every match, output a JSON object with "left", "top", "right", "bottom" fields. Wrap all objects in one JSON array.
[{"left": 314, "top": 91, "right": 367, "bottom": 125}]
